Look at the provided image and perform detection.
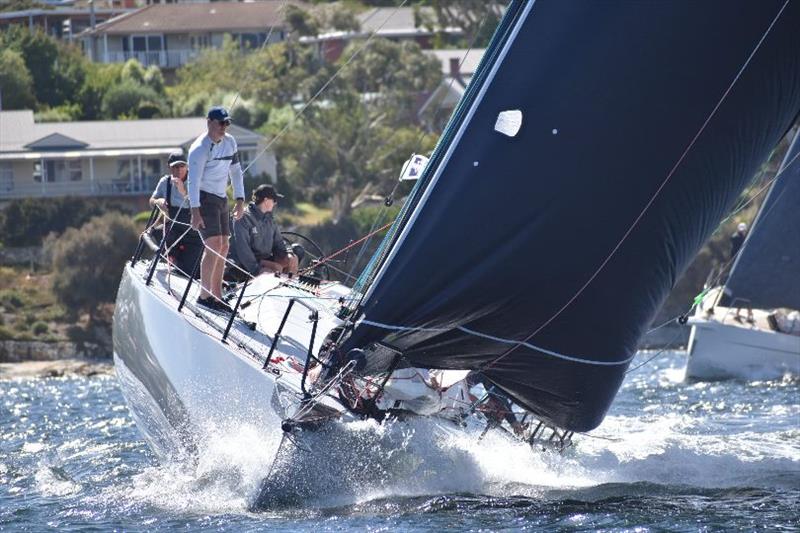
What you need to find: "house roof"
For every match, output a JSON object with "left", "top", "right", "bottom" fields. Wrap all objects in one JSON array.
[
  {"left": 0, "top": 6, "right": 130, "bottom": 21},
  {"left": 427, "top": 48, "right": 485, "bottom": 78},
  {"left": 81, "top": 0, "right": 302, "bottom": 36},
  {"left": 305, "top": 7, "right": 461, "bottom": 42},
  {"left": 0, "top": 110, "right": 265, "bottom": 157}
]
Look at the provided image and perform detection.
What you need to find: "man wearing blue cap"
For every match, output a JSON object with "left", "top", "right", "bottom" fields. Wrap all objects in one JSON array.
[{"left": 187, "top": 105, "right": 246, "bottom": 312}]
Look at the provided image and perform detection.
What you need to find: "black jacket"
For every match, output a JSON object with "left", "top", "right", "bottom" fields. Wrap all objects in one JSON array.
[{"left": 229, "top": 203, "right": 291, "bottom": 275}]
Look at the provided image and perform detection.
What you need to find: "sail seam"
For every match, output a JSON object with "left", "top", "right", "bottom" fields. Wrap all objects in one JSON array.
[{"left": 358, "top": 319, "right": 636, "bottom": 366}]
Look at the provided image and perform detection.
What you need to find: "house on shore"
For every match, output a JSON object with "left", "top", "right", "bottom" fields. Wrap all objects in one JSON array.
[
  {"left": 0, "top": 110, "right": 275, "bottom": 201},
  {"left": 418, "top": 48, "right": 484, "bottom": 130},
  {"left": 302, "top": 7, "right": 463, "bottom": 63},
  {"left": 79, "top": 0, "right": 299, "bottom": 69}
]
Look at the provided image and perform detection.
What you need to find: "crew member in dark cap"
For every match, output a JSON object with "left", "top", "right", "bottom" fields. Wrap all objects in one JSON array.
[
  {"left": 227, "top": 184, "right": 298, "bottom": 281},
  {"left": 149, "top": 151, "right": 202, "bottom": 278},
  {"left": 187, "top": 105, "right": 246, "bottom": 312}
]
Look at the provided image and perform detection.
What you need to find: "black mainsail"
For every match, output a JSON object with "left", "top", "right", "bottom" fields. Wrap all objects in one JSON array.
[
  {"left": 721, "top": 128, "right": 800, "bottom": 311},
  {"left": 340, "top": 1, "right": 800, "bottom": 432}
]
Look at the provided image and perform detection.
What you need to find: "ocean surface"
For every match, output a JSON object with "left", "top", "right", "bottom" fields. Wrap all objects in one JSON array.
[{"left": 1, "top": 351, "right": 797, "bottom": 531}]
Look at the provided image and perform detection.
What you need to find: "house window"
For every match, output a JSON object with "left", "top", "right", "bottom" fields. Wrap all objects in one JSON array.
[
  {"left": 144, "top": 158, "right": 162, "bottom": 190},
  {"left": 129, "top": 34, "right": 165, "bottom": 66},
  {"left": 68, "top": 160, "right": 82, "bottom": 181},
  {"left": 0, "top": 162, "right": 13, "bottom": 193},
  {"left": 190, "top": 34, "right": 210, "bottom": 49},
  {"left": 33, "top": 161, "right": 43, "bottom": 183},
  {"left": 116, "top": 158, "right": 141, "bottom": 192}
]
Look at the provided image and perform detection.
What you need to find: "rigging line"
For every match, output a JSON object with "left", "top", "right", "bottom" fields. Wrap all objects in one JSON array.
[
  {"left": 345, "top": 5, "right": 497, "bottom": 291},
  {"left": 480, "top": 0, "right": 791, "bottom": 372},
  {"left": 358, "top": 319, "right": 636, "bottom": 367},
  {"left": 241, "top": 0, "right": 410, "bottom": 176},
  {"left": 228, "top": 0, "right": 290, "bottom": 113},
  {"left": 298, "top": 221, "right": 393, "bottom": 274},
  {"left": 345, "top": 7, "right": 495, "bottom": 281},
  {"left": 624, "top": 326, "right": 686, "bottom": 374}
]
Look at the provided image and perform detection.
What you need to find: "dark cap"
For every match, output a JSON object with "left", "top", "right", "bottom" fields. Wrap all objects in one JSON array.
[
  {"left": 207, "top": 106, "right": 231, "bottom": 123},
  {"left": 168, "top": 151, "right": 187, "bottom": 167},
  {"left": 252, "top": 184, "right": 284, "bottom": 202}
]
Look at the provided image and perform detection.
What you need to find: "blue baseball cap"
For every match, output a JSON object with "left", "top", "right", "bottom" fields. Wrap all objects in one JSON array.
[{"left": 207, "top": 106, "right": 231, "bottom": 123}]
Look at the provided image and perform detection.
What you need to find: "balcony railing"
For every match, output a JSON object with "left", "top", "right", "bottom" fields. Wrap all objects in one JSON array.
[
  {"left": 0, "top": 178, "right": 157, "bottom": 200},
  {"left": 102, "top": 49, "right": 200, "bottom": 68}
]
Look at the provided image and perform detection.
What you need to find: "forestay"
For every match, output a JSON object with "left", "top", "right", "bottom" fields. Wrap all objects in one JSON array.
[{"left": 340, "top": 0, "right": 800, "bottom": 432}]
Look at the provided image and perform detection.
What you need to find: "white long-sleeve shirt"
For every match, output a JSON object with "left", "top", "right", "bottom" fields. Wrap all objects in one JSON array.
[{"left": 187, "top": 132, "right": 245, "bottom": 208}]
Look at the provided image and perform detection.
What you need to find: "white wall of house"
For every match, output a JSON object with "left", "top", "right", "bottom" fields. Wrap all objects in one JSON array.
[{"left": 1, "top": 149, "right": 276, "bottom": 200}]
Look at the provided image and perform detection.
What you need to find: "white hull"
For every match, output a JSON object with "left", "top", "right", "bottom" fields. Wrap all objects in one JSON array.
[
  {"left": 686, "top": 317, "right": 800, "bottom": 380},
  {"left": 112, "top": 262, "right": 350, "bottom": 461}
]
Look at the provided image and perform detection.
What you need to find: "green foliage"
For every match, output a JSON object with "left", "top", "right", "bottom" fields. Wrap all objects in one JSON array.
[
  {"left": 0, "top": 26, "right": 86, "bottom": 109},
  {"left": 284, "top": 4, "right": 320, "bottom": 37},
  {"left": 0, "top": 0, "right": 53, "bottom": 12},
  {"left": 121, "top": 59, "right": 146, "bottom": 84},
  {"left": 0, "top": 197, "right": 129, "bottom": 247},
  {"left": 78, "top": 62, "right": 124, "bottom": 120},
  {"left": 35, "top": 103, "right": 82, "bottom": 122},
  {"left": 0, "top": 290, "right": 26, "bottom": 310},
  {"left": 32, "top": 321, "right": 49, "bottom": 336},
  {"left": 101, "top": 79, "right": 163, "bottom": 119},
  {"left": 49, "top": 212, "right": 139, "bottom": 319},
  {"left": 0, "top": 48, "right": 36, "bottom": 109},
  {"left": 429, "top": 1, "right": 506, "bottom": 48}
]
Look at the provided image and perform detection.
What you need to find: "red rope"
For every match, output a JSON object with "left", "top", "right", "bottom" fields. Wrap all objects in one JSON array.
[{"left": 300, "top": 221, "right": 394, "bottom": 274}]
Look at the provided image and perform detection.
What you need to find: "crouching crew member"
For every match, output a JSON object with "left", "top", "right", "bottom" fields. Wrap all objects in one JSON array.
[{"left": 227, "top": 184, "right": 298, "bottom": 282}]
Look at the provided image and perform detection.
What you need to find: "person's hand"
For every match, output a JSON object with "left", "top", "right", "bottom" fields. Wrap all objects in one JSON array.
[
  {"left": 190, "top": 207, "right": 205, "bottom": 230},
  {"left": 232, "top": 200, "right": 245, "bottom": 220},
  {"left": 154, "top": 198, "right": 168, "bottom": 215}
]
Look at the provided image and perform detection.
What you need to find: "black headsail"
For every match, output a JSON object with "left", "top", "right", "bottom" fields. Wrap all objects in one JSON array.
[
  {"left": 340, "top": 0, "right": 800, "bottom": 432},
  {"left": 721, "top": 127, "right": 800, "bottom": 310}
]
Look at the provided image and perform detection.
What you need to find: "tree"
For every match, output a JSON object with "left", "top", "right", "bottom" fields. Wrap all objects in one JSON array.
[
  {"left": 49, "top": 212, "right": 138, "bottom": 321},
  {"left": 428, "top": 1, "right": 506, "bottom": 47},
  {"left": 0, "top": 197, "right": 110, "bottom": 247},
  {"left": 276, "top": 38, "right": 441, "bottom": 221},
  {"left": 0, "top": 26, "right": 86, "bottom": 109},
  {"left": 0, "top": 49, "right": 36, "bottom": 109},
  {"left": 101, "top": 79, "right": 162, "bottom": 119}
]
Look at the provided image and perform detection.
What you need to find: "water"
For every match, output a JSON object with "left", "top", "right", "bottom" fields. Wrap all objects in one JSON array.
[{"left": 1, "top": 352, "right": 798, "bottom": 531}]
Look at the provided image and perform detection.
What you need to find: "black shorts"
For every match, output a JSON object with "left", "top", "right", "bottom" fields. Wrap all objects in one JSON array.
[{"left": 199, "top": 191, "right": 229, "bottom": 238}]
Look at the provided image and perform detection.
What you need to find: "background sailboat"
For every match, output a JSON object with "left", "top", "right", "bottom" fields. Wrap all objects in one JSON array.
[{"left": 686, "top": 127, "right": 800, "bottom": 380}]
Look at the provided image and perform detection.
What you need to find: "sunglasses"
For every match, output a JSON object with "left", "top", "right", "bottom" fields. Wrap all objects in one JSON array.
[{"left": 217, "top": 119, "right": 231, "bottom": 127}]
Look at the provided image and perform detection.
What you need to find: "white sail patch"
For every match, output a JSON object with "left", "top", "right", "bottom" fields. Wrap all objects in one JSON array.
[{"left": 494, "top": 109, "right": 522, "bottom": 137}]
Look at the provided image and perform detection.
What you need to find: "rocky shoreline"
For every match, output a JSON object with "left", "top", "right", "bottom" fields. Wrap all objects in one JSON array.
[
  {"left": 0, "top": 358, "right": 113, "bottom": 379},
  {"left": 0, "top": 339, "right": 109, "bottom": 362}
]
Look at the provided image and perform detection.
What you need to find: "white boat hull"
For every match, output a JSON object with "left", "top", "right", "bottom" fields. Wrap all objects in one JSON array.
[
  {"left": 112, "top": 262, "right": 348, "bottom": 461},
  {"left": 686, "top": 317, "right": 800, "bottom": 380}
]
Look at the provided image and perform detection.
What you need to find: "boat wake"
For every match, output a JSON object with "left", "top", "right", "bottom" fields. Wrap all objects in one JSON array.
[{"left": 100, "top": 399, "right": 798, "bottom": 514}]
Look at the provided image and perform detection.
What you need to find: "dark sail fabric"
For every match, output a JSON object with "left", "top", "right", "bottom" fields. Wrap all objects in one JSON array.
[
  {"left": 341, "top": 0, "right": 800, "bottom": 432},
  {"left": 721, "top": 129, "right": 800, "bottom": 310}
]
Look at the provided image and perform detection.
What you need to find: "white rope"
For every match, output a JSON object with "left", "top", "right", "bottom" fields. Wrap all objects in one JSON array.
[{"left": 358, "top": 319, "right": 637, "bottom": 367}]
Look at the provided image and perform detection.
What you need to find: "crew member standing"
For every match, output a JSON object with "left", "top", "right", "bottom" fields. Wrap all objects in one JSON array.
[{"left": 187, "top": 106, "right": 246, "bottom": 312}]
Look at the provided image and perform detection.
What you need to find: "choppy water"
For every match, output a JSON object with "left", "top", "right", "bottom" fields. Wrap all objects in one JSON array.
[{"left": 1, "top": 352, "right": 798, "bottom": 531}]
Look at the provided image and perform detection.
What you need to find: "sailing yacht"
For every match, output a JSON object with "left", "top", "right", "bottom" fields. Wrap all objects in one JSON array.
[
  {"left": 113, "top": 0, "right": 800, "bottom": 484},
  {"left": 686, "top": 130, "right": 800, "bottom": 380}
]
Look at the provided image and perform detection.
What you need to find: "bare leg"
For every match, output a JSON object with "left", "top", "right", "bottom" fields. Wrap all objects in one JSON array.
[
  {"left": 211, "top": 238, "right": 229, "bottom": 299},
  {"left": 200, "top": 235, "right": 226, "bottom": 300}
]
